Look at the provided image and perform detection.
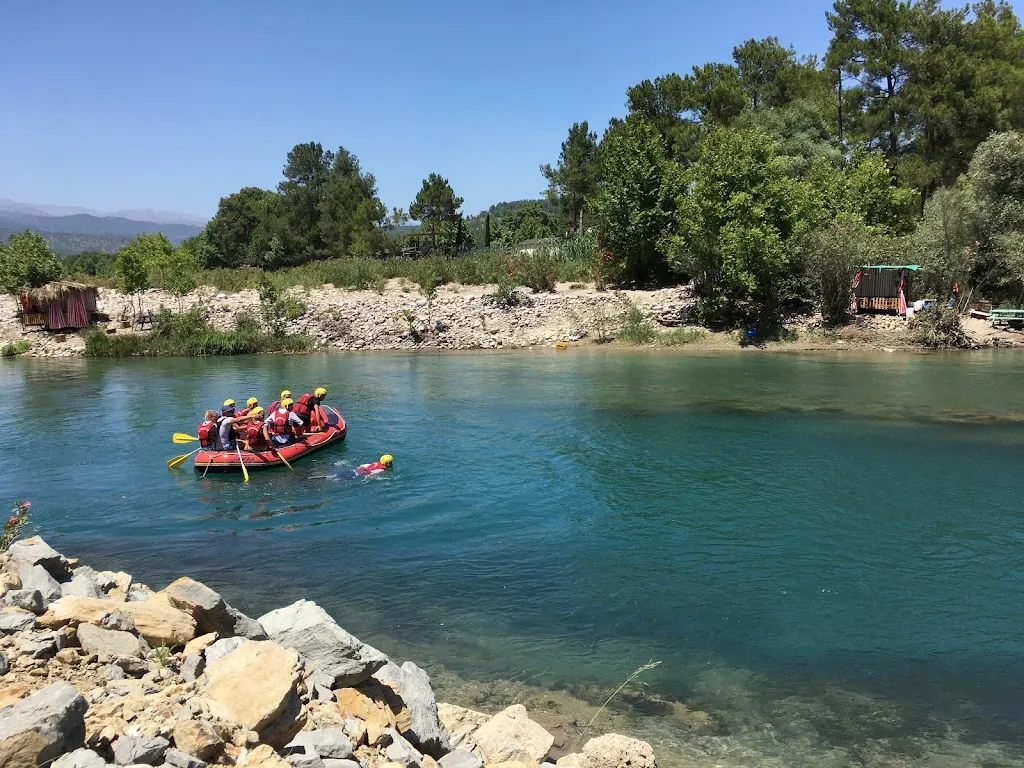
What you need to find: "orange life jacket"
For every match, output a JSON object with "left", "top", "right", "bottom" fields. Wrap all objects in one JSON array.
[
  {"left": 197, "top": 419, "right": 216, "bottom": 448},
  {"left": 268, "top": 400, "right": 281, "bottom": 413},
  {"left": 292, "top": 394, "right": 316, "bottom": 420},
  {"left": 237, "top": 407, "right": 252, "bottom": 417},
  {"left": 268, "top": 409, "right": 293, "bottom": 436}
]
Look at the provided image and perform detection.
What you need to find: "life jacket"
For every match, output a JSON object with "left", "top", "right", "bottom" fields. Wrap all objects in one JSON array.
[
  {"left": 246, "top": 421, "right": 267, "bottom": 449},
  {"left": 292, "top": 394, "right": 316, "bottom": 420},
  {"left": 197, "top": 420, "right": 216, "bottom": 449},
  {"left": 356, "top": 462, "right": 386, "bottom": 475},
  {"left": 211, "top": 416, "right": 231, "bottom": 451},
  {"left": 268, "top": 408, "right": 293, "bottom": 436},
  {"left": 268, "top": 400, "right": 281, "bottom": 413},
  {"left": 236, "top": 407, "right": 252, "bottom": 417}
]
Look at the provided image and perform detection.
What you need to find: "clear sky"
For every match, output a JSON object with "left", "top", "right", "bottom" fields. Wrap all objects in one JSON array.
[{"left": 1, "top": 0, "right": 843, "bottom": 220}]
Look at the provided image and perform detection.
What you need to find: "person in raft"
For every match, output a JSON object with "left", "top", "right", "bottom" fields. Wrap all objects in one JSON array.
[
  {"left": 262, "top": 397, "right": 305, "bottom": 448},
  {"left": 236, "top": 397, "right": 259, "bottom": 416},
  {"left": 240, "top": 406, "right": 267, "bottom": 451},
  {"left": 293, "top": 387, "right": 328, "bottom": 430},
  {"left": 268, "top": 389, "right": 291, "bottom": 413},
  {"left": 199, "top": 400, "right": 262, "bottom": 452}
]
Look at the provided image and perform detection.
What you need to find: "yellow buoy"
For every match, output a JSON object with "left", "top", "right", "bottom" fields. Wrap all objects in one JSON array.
[{"left": 555, "top": 342, "right": 568, "bottom": 350}]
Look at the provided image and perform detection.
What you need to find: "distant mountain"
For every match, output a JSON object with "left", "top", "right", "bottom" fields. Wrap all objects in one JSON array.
[
  {"left": 0, "top": 210, "right": 203, "bottom": 251},
  {"left": 0, "top": 228, "right": 134, "bottom": 256},
  {"left": 0, "top": 198, "right": 207, "bottom": 226}
]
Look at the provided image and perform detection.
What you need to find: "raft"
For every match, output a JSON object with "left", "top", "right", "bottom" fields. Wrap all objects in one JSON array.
[{"left": 194, "top": 407, "right": 347, "bottom": 473}]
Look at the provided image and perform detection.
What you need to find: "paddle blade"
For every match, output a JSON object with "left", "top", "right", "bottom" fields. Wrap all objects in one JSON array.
[
  {"left": 237, "top": 447, "right": 249, "bottom": 483},
  {"left": 167, "top": 449, "right": 198, "bottom": 469},
  {"left": 173, "top": 433, "right": 199, "bottom": 444},
  {"left": 278, "top": 453, "right": 294, "bottom": 471}
]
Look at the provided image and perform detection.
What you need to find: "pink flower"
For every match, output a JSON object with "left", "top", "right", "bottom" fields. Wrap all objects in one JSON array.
[
  {"left": 6, "top": 516, "right": 16, "bottom": 526},
  {"left": 20, "top": 501, "right": 31, "bottom": 508}
]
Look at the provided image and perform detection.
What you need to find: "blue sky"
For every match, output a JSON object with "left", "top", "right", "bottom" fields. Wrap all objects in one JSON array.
[{"left": 2, "top": 0, "right": 846, "bottom": 220}]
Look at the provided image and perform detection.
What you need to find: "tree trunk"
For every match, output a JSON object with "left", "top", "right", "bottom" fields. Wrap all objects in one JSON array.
[{"left": 887, "top": 74, "right": 898, "bottom": 159}]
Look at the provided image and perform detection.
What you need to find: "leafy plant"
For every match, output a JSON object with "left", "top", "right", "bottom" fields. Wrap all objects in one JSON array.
[
  {"left": 1, "top": 340, "right": 31, "bottom": 357},
  {"left": 486, "top": 280, "right": 531, "bottom": 310},
  {"left": 0, "top": 232, "right": 64, "bottom": 293},
  {"left": 1, "top": 500, "right": 30, "bottom": 552},
  {"left": 151, "top": 646, "right": 172, "bottom": 668},
  {"left": 616, "top": 304, "right": 657, "bottom": 344},
  {"left": 908, "top": 306, "right": 974, "bottom": 348}
]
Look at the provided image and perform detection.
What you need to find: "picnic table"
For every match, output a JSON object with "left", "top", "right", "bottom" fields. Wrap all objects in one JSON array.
[{"left": 990, "top": 308, "right": 1024, "bottom": 327}]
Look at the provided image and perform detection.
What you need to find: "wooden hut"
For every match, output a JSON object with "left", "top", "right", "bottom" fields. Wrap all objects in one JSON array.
[
  {"left": 852, "top": 265, "right": 919, "bottom": 314},
  {"left": 18, "top": 281, "right": 99, "bottom": 330}
]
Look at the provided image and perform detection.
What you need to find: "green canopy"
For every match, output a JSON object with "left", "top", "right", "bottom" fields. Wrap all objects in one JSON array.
[{"left": 862, "top": 264, "right": 920, "bottom": 271}]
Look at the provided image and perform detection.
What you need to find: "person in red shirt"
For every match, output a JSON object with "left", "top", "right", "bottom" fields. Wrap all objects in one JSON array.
[
  {"left": 292, "top": 387, "right": 328, "bottom": 430},
  {"left": 354, "top": 454, "right": 393, "bottom": 475}
]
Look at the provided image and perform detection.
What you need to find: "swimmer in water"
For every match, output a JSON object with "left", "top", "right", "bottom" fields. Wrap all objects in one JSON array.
[{"left": 314, "top": 454, "right": 394, "bottom": 481}]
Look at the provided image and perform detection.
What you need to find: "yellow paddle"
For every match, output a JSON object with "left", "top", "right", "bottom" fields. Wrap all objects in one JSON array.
[
  {"left": 236, "top": 445, "right": 249, "bottom": 483},
  {"left": 167, "top": 448, "right": 200, "bottom": 469},
  {"left": 173, "top": 432, "right": 198, "bottom": 444},
  {"left": 268, "top": 442, "right": 293, "bottom": 471}
]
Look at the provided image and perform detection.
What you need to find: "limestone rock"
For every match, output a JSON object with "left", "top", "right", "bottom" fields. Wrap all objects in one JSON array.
[
  {"left": 183, "top": 632, "right": 218, "bottom": 657},
  {"left": 181, "top": 653, "right": 205, "bottom": 682},
  {"left": 374, "top": 661, "right": 450, "bottom": 756},
  {"left": 322, "top": 761, "right": 360, "bottom": 768},
  {"left": 473, "top": 705, "right": 553, "bottom": 765},
  {"left": 164, "top": 747, "right": 208, "bottom": 768},
  {"left": 0, "top": 682, "right": 88, "bottom": 768},
  {"left": 285, "top": 728, "right": 354, "bottom": 759},
  {"left": 555, "top": 755, "right": 587, "bottom": 768},
  {"left": 113, "top": 735, "right": 169, "bottom": 765},
  {"left": 41, "top": 596, "right": 196, "bottom": 647},
  {"left": 334, "top": 687, "right": 395, "bottom": 729},
  {"left": 172, "top": 719, "right": 223, "bottom": 761},
  {"left": 53, "top": 747, "right": 108, "bottom": 768},
  {"left": 438, "top": 750, "right": 483, "bottom": 768},
  {"left": 18, "top": 564, "right": 62, "bottom": 603},
  {"left": 6, "top": 537, "right": 69, "bottom": 579},
  {"left": 384, "top": 729, "right": 424, "bottom": 768},
  {"left": 258, "top": 600, "right": 387, "bottom": 687},
  {"left": 437, "top": 703, "right": 489, "bottom": 735},
  {"left": 204, "top": 636, "right": 244, "bottom": 664},
  {"left": 238, "top": 744, "right": 291, "bottom": 768},
  {"left": 161, "top": 577, "right": 266, "bottom": 639},
  {"left": 101, "top": 610, "right": 137, "bottom": 632},
  {"left": 487, "top": 762, "right": 540, "bottom": 768},
  {"left": 202, "top": 640, "right": 302, "bottom": 736},
  {"left": 286, "top": 754, "right": 326, "bottom": 768},
  {"left": 0, "top": 650, "right": 8, "bottom": 675},
  {"left": 77, "top": 623, "right": 148, "bottom": 658},
  {"left": 3, "top": 589, "right": 44, "bottom": 614},
  {"left": 62, "top": 573, "right": 102, "bottom": 599},
  {"left": 578, "top": 734, "right": 657, "bottom": 768}
]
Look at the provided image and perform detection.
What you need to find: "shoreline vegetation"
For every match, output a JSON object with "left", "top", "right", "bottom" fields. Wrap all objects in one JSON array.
[{"left": 0, "top": 533, "right": 661, "bottom": 768}]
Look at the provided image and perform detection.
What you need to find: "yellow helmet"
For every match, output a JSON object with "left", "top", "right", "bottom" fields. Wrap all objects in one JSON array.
[
  {"left": 223, "top": 399, "right": 236, "bottom": 408},
  {"left": 281, "top": 398, "right": 294, "bottom": 408},
  {"left": 251, "top": 407, "right": 264, "bottom": 418},
  {"left": 280, "top": 390, "right": 291, "bottom": 399},
  {"left": 246, "top": 397, "right": 258, "bottom": 407},
  {"left": 380, "top": 454, "right": 394, "bottom": 466},
  {"left": 314, "top": 387, "right": 327, "bottom": 398}
]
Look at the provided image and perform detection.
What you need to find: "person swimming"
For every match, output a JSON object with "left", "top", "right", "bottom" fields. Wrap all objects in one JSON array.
[{"left": 313, "top": 455, "right": 393, "bottom": 481}]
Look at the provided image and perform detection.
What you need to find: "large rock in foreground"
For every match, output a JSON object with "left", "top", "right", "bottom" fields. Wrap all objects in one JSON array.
[
  {"left": 40, "top": 596, "right": 196, "bottom": 647},
  {"left": 6, "top": 537, "right": 70, "bottom": 579},
  {"left": 472, "top": 705, "right": 553, "bottom": 765},
  {"left": 161, "top": 576, "right": 266, "bottom": 639},
  {"left": 0, "top": 682, "right": 88, "bottom": 768},
  {"left": 558, "top": 734, "right": 658, "bottom": 768},
  {"left": 373, "top": 661, "right": 451, "bottom": 757},
  {"left": 201, "top": 640, "right": 303, "bottom": 744},
  {"left": 258, "top": 600, "right": 387, "bottom": 687},
  {"left": 76, "top": 623, "right": 148, "bottom": 658}
]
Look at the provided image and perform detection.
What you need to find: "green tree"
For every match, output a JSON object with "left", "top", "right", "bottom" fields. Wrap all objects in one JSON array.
[
  {"left": 591, "top": 116, "right": 673, "bottom": 285},
  {"left": 494, "top": 202, "right": 556, "bottom": 246},
  {"left": 317, "top": 147, "right": 390, "bottom": 258},
  {"left": 540, "top": 122, "right": 600, "bottom": 231},
  {"left": 484, "top": 213, "right": 491, "bottom": 247},
  {"left": 802, "top": 216, "right": 886, "bottom": 325},
  {"left": 204, "top": 187, "right": 278, "bottom": 268},
  {"left": 733, "top": 37, "right": 824, "bottom": 110},
  {"left": 666, "top": 127, "right": 803, "bottom": 329},
  {"left": 115, "top": 239, "right": 150, "bottom": 317},
  {"left": 165, "top": 243, "right": 200, "bottom": 304},
  {"left": 409, "top": 174, "right": 463, "bottom": 250},
  {"left": 0, "top": 231, "right": 64, "bottom": 293},
  {"left": 278, "top": 142, "right": 334, "bottom": 262},
  {"left": 912, "top": 184, "right": 976, "bottom": 295}
]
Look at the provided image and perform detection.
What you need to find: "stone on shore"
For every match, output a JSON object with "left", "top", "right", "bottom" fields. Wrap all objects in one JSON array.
[
  {"left": 373, "top": 661, "right": 451, "bottom": 756},
  {"left": 0, "top": 649, "right": 8, "bottom": 675},
  {"left": 472, "top": 705, "right": 553, "bottom": 765},
  {"left": 164, "top": 747, "right": 208, "bottom": 768},
  {"left": 40, "top": 596, "right": 197, "bottom": 647},
  {"left": 334, "top": 687, "right": 395, "bottom": 730},
  {"left": 6, "top": 536, "right": 70, "bottom": 579},
  {"left": 181, "top": 653, "right": 205, "bottom": 682},
  {"left": 285, "top": 728, "right": 354, "bottom": 759},
  {"left": 562, "top": 735, "right": 658, "bottom": 768},
  {"left": 76, "top": 623, "right": 149, "bottom": 658},
  {"left": 53, "top": 747, "right": 108, "bottom": 768},
  {"left": 172, "top": 719, "right": 223, "bottom": 761},
  {"left": 19, "top": 564, "right": 62, "bottom": 603},
  {"left": 0, "top": 609, "right": 39, "bottom": 634},
  {"left": 201, "top": 640, "right": 303, "bottom": 743},
  {"left": 113, "top": 735, "right": 169, "bottom": 765},
  {"left": 162, "top": 577, "right": 266, "bottom": 639},
  {"left": 3, "top": 588, "right": 44, "bottom": 614},
  {"left": 0, "top": 682, "right": 88, "bottom": 768},
  {"left": 438, "top": 750, "right": 484, "bottom": 768},
  {"left": 183, "top": 632, "right": 219, "bottom": 657},
  {"left": 204, "top": 636, "right": 244, "bottom": 664},
  {"left": 384, "top": 728, "right": 424, "bottom": 768},
  {"left": 258, "top": 600, "right": 387, "bottom": 687},
  {"left": 62, "top": 573, "right": 102, "bottom": 599},
  {"left": 239, "top": 744, "right": 292, "bottom": 768}
]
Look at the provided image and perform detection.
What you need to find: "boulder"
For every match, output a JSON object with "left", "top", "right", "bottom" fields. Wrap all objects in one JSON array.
[
  {"left": 0, "top": 650, "right": 8, "bottom": 675},
  {"left": 384, "top": 729, "right": 424, "bottom": 768},
  {"left": 62, "top": 574, "right": 102, "bottom": 599},
  {"left": 437, "top": 703, "right": 489, "bottom": 735},
  {"left": 18, "top": 564, "right": 62, "bottom": 603},
  {"left": 113, "top": 735, "right": 169, "bottom": 765},
  {"left": 204, "top": 637, "right": 244, "bottom": 664},
  {"left": 238, "top": 744, "right": 291, "bottom": 768},
  {"left": 322, "top": 761, "right": 360, "bottom": 768},
  {"left": 53, "top": 747, "right": 108, "bottom": 768},
  {"left": 2, "top": 589, "right": 44, "bottom": 614},
  {"left": 202, "top": 640, "right": 303, "bottom": 739},
  {"left": 6, "top": 537, "right": 69, "bottom": 579},
  {"left": 96, "top": 571, "right": 133, "bottom": 600},
  {"left": 578, "top": 734, "right": 657, "bottom": 768},
  {"left": 183, "top": 632, "right": 219, "bottom": 657},
  {"left": 172, "top": 719, "right": 223, "bottom": 761},
  {"left": 161, "top": 577, "right": 266, "bottom": 639},
  {"left": 101, "top": 610, "right": 137, "bottom": 632},
  {"left": 286, "top": 754, "right": 325, "bottom": 768},
  {"left": 0, "top": 682, "right": 88, "bottom": 768},
  {"left": 438, "top": 750, "right": 483, "bottom": 768},
  {"left": 285, "top": 729, "right": 354, "bottom": 759},
  {"left": 472, "top": 705, "right": 553, "bottom": 765},
  {"left": 258, "top": 600, "right": 386, "bottom": 687},
  {"left": 374, "top": 661, "right": 451, "bottom": 756},
  {"left": 77, "top": 623, "right": 148, "bottom": 658},
  {"left": 334, "top": 687, "right": 395, "bottom": 729},
  {"left": 41, "top": 596, "right": 196, "bottom": 647},
  {"left": 181, "top": 653, "right": 205, "bottom": 682},
  {"left": 164, "top": 747, "right": 208, "bottom": 768}
]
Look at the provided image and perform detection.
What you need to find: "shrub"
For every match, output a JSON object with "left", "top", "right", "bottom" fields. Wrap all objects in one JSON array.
[
  {"left": 234, "top": 310, "right": 262, "bottom": 335},
  {"left": 802, "top": 218, "right": 878, "bottom": 327},
  {"left": 1, "top": 340, "right": 30, "bottom": 357},
  {"left": 485, "top": 280, "right": 532, "bottom": 310},
  {"left": 2, "top": 500, "right": 30, "bottom": 552},
  {"left": 508, "top": 247, "right": 558, "bottom": 293},
  {"left": 908, "top": 306, "right": 974, "bottom": 348},
  {"left": 616, "top": 304, "right": 656, "bottom": 344},
  {"left": 658, "top": 327, "right": 707, "bottom": 345}
]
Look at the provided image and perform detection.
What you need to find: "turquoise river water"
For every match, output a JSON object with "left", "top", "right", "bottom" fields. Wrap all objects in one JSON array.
[{"left": 3, "top": 349, "right": 1024, "bottom": 767}]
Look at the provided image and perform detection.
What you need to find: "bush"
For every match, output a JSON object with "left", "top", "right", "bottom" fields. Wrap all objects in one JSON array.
[
  {"left": 802, "top": 218, "right": 878, "bottom": 327},
  {"left": 1, "top": 340, "right": 30, "bottom": 357},
  {"left": 658, "top": 327, "right": 707, "bottom": 345},
  {"left": 508, "top": 247, "right": 558, "bottom": 293},
  {"left": 485, "top": 280, "right": 532, "bottom": 310},
  {"left": 908, "top": 306, "right": 974, "bottom": 348},
  {"left": 616, "top": 304, "right": 657, "bottom": 344},
  {"left": 0, "top": 231, "right": 64, "bottom": 293}
]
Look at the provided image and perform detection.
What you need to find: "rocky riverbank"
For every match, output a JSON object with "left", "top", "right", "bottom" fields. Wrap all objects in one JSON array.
[
  {"left": 4, "top": 280, "right": 1023, "bottom": 359},
  {"left": 0, "top": 536, "right": 658, "bottom": 768}
]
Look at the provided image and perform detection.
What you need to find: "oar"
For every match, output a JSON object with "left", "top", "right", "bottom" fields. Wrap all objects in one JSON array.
[
  {"left": 236, "top": 444, "right": 249, "bottom": 483},
  {"left": 173, "top": 432, "right": 198, "bottom": 444},
  {"left": 269, "top": 443, "right": 294, "bottom": 471},
  {"left": 167, "top": 448, "right": 200, "bottom": 469}
]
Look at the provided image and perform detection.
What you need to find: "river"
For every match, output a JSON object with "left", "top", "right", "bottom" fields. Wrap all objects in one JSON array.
[{"left": 3, "top": 349, "right": 1024, "bottom": 767}]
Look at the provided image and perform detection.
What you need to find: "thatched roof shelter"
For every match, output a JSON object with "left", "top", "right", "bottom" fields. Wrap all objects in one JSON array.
[{"left": 25, "top": 280, "right": 98, "bottom": 303}]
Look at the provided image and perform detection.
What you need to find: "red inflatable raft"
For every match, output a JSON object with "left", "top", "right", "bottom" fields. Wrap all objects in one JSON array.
[{"left": 194, "top": 407, "right": 347, "bottom": 473}]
